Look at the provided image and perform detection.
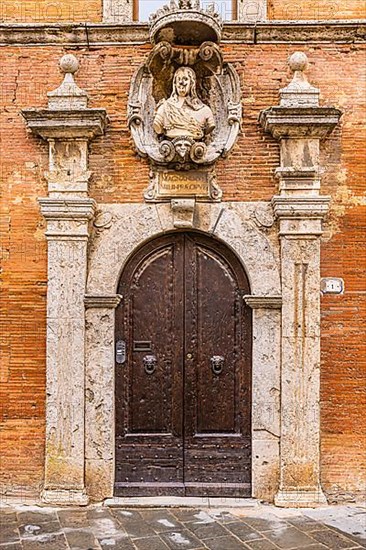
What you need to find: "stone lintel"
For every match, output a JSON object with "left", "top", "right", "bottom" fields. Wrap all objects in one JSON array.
[
  {"left": 41, "top": 488, "right": 89, "bottom": 506},
  {"left": 244, "top": 295, "right": 282, "bottom": 309},
  {"left": 259, "top": 106, "right": 342, "bottom": 139},
  {"left": 272, "top": 196, "right": 330, "bottom": 219},
  {"left": 275, "top": 487, "right": 327, "bottom": 508},
  {"left": 22, "top": 109, "right": 108, "bottom": 140},
  {"left": 39, "top": 197, "right": 96, "bottom": 220},
  {"left": 85, "top": 294, "right": 123, "bottom": 309}
]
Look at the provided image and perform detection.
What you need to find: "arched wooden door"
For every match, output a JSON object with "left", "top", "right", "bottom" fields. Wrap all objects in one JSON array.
[{"left": 115, "top": 232, "right": 252, "bottom": 496}]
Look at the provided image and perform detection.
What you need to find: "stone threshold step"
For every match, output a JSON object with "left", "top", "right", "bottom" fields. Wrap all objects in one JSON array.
[{"left": 104, "top": 497, "right": 259, "bottom": 508}]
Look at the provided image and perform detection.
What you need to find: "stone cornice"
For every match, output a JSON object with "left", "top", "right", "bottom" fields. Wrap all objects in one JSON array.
[
  {"left": 39, "top": 197, "right": 96, "bottom": 219},
  {"left": 84, "top": 294, "right": 123, "bottom": 309},
  {"left": 272, "top": 195, "right": 330, "bottom": 219},
  {"left": 22, "top": 109, "right": 108, "bottom": 140},
  {"left": 0, "top": 21, "right": 365, "bottom": 46},
  {"left": 244, "top": 295, "right": 282, "bottom": 309},
  {"left": 259, "top": 106, "right": 342, "bottom": 139}
]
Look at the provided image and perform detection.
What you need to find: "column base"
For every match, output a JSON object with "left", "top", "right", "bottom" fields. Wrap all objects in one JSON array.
[
  {"left": 275, "top": 487, "right": 327, "bottom": 508},
  {"left": 41, "top": 488, "right": 89, "bottom": 506}
]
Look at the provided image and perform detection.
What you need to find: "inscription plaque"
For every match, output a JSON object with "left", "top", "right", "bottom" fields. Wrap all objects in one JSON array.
[{"left": 158, "top": 171, "right": 209, "bottom": 198}]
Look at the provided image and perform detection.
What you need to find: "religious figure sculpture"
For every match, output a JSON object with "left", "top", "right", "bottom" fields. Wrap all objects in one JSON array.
[{"left": 153, "top": 67, "right": 215, "bottom": 141}]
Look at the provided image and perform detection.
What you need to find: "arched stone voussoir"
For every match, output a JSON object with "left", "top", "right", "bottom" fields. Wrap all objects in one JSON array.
[{"left": 86, "top": 201, "right": 281, "bottom": 297}]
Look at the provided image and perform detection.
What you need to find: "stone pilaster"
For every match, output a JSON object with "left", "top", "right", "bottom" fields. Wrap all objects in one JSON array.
[
  {"left": 84, "top": 294, "right": 122, "bottom": 501},
  {"left": 22, "top": 55, "right": 107, "bottom": 505},
  {"left": 260, "top": 52, "right": 341, "bottom": 507}
]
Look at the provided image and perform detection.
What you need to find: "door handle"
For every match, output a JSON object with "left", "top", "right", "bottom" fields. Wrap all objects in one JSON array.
[
  {"left": 211, "top": 355, "right": 224, "bottom": 375},
  {"left": 143, "top": 355, "right": 157, "bottom": 375}
]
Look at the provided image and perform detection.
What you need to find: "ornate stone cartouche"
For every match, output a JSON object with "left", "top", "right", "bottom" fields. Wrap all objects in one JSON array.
[{"left": 128, "top": 1, "right": 242, "bottom": 201}]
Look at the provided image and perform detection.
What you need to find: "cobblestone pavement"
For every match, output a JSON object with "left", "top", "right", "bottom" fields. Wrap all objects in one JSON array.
[{"left": 0, "top": 503, "right": 365, "bottom": 550}]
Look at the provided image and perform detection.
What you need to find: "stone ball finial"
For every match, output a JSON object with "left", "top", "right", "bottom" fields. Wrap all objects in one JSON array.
[
  {"left": 59, "top": 54, "right": 79, "bottom": 75},
  {"left": 288, "top": 51, "right": 308, "bottom": 73}
]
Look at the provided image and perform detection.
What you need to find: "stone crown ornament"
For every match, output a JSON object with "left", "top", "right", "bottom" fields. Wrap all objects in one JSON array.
[
  {"left": 149, "top": 0, "right": 223, "bottom": 45},
  {"left": 128, "top": 1, "right": 242, "bottom": 201}
]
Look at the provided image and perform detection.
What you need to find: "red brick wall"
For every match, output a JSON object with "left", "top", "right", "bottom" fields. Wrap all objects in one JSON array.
[
  {"left": 0, "top": 42, "right": 365, "bottom": 499},
  {"left": 268, "top": 0, "right": 366, "bottom": 20},
  {"left": 1, "top": 0, "right": 365, "bottom": 22}
]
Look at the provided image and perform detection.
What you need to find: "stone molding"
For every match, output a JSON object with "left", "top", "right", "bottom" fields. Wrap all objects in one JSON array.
[
  {"left": 41, "top": 489, "right": 89, "bottom": 506},
  {"left": 272, "top": 196, "right": 330, "bottom": 219},
  {"left": 244, "top": 295, "right": 282, "bottom": 309},
  {"left": 259, "top": 106, "right": 342, "bottom": 139},
  {"left": 84, "top": 294, "right": 123, "bottom": 308},
  {"left": 39, "top": 197, "right": 96, "bottom": 221},
  {"left": 22, "top": 109, "right": 108, "bottom": 140},
  {"left": 0, "top": 21, "right": 365, "bottom": 46}
]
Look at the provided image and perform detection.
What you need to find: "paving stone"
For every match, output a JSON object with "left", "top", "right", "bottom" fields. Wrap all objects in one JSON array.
[
  {"left": 112, "top": 509, "right": 144, "bottom": 523},
  {"left": 121, "top": 520, "right": 156, "bottom": 538},
  {"left": 17, "top": 510, "right": 59, "bottom": 525},
  {"left": 98, "top": 536, "right": 135, "bottom": 550},
  {"left": 206, "top": 510, "right": 237, "bottom": 524},
  {"left": 22, "top": 532, "right": 69, "bottom": 550},
  {"left": 19, "top": 520, "right": 61, "bottom": 538},
  {"left": 245, "top": 540, "right": 280, "bottom": 550},
  {"left": 171, "top": 509, "right": 211, "bottom": 523},
  {"left": 0, "top": 523, "right": 20, "bottom": 545},
  {"left": 160, "top": 529, "right": 203, "bottom": 549},
  {"left": 310, "top": 529, "right": 358, "bottom": 548},
  {"left": 264, "top": 526, "right": 316, "bottom": 548},
  {"left": 63, "top": 527, "right": 101, "bottom": 549},
  {"left": 242, "top": 515, "right": 288, "bottom": 532},
  {"left": 203, "top": 535, "right": 249, "bottom": 550},
  {"left": 0, "top": 511, "right": 17, "bottom": 524},
  {"left": 225, "top": 521, "right": 264, "bottom": 542},
  {"left": 57, "top": 509, "right": 89, "bottom": 528},
  {"left": 87, "top": 507, "right": 115, "bottom": 520},
  {"left": 287, "top": 517, "right": 329, "bottom": 533},
  {"left": 132, "top": 535, "right": 170, "bottom": 549},
  {"left": 140, "top": 510, "right": 181, "bottom": 532},
  {"left": 185, "top": 519, "right": 228, "bottom": 539}
]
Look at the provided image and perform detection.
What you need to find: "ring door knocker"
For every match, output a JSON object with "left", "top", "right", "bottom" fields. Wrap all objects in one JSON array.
[
  {"left": 211, "top": 355, "right": 224, "bottom": 376},
  {"left": 143, "top": 354, "right": 157, "bottom": 375}
]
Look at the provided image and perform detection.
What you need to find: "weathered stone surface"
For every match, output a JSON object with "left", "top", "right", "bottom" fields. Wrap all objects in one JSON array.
[{"left": 1, "top": 22, "right": 365, "bottom": 47}]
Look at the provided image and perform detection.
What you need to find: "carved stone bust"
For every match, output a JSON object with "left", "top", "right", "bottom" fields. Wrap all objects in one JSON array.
[{"left": 153, "top": 66, "right": 215, "bottom": 141}]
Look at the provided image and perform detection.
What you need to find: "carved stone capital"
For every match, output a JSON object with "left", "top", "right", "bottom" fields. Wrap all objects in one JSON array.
[
  {"left": 39, "top": 197, "right": 96, "bottom": 220},
  {"left": 259, "top": 106, "right": 342, "bottom": 140},
  {"left": 272, "top": 196, "right": 330, "bottom": 238},
  {"left": 272, "top": 196, "right": 330, "bottom": 219},
  {"left": 84, "top": 294, "right": 123, "bottom": 309},
  {"left": 39, "top": 197, "right": 96, "bottom": 240},
  {"left": 244, "top": 295, "right": 282, "bottom": 309},
  {"left": 22, "top": 109, "right": 108, "bottom": 141}
]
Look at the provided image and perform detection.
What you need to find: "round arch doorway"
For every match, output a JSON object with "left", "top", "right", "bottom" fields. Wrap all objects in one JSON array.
[{"left": 114, "top": 231, "right": 252, "bottom": 497}]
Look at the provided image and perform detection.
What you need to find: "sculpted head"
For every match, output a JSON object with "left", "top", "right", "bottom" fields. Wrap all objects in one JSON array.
[{"left": 172, "top": 67, "right": 198, "bottom": 101}]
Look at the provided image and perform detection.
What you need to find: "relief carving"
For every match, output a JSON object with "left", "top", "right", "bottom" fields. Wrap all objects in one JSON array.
[{"left": 128, "top": 0, "right": 242, "bottom": 202}]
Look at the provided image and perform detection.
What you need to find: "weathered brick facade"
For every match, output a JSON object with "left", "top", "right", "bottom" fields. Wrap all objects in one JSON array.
[{"left": 0, "top": 2, "right": 365, "bottom": 504}]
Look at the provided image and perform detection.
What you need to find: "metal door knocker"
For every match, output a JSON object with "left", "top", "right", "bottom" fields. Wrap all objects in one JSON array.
[
  {"left": 211, "top": 356, "right": 224, "bottom": 375},
  {"left": 143, "top": 355, "right": 157, "bottom": 375}
]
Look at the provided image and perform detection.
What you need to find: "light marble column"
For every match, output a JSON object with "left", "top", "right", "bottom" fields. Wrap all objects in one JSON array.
[
  {"left": 22, "top": 55, "right": 107, "bottom": 505},
  {"left": 260, "top": 52, "right": 341, "bottom": 507}
]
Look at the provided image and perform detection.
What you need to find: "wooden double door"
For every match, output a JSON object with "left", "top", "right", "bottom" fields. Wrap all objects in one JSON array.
[{"left": 115, "top": 232, "right": 252, "bottom": 496}]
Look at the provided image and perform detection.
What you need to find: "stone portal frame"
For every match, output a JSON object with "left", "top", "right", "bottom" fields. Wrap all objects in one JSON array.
[{"left": 85, "top": 201, "right": 282, "bottom": 502}]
